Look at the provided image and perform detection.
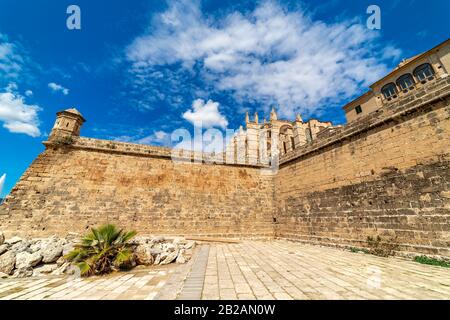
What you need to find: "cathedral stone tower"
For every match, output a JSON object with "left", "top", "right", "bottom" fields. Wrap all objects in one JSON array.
[{"left": 49, "top": 108, "right": 85, "bottom": 140}]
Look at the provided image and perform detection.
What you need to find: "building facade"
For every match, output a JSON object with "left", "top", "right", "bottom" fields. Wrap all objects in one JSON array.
[
  {"left": 343, "top": 38, "right": 450, "bottom": 122},
  {"left": 226, "top": 108, "right": 337, "bottom": 165}
]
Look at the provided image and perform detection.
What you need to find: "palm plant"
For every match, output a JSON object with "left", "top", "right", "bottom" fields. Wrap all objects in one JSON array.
[{"left": 65, "top": 224, "right": 137, "bottom": 276}]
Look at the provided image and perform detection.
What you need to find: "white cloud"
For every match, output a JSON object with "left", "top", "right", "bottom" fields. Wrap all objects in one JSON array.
[
  {"left": 114, "top": 130, "right": 170, "bottom": 146},
  {"left": 25, "top": 90, "right": 33, "bottom": 96},
  {"left": 182, "top": 99, "right": 228, "bottom": 128},
  {"left": 0, "top": 173, "right": 5, "bottom": 196},
  {"left": 48, "top": 82, "right": 69, "bottom": 95},
  {"left": 126, "top": 0, "right": 399, "bottom": 118},
  {"left": 0, "top": 84, "right": 41, "bottom": 137},
  {"left": 0, "top": 34, "right": 23, "bottom": 79}
]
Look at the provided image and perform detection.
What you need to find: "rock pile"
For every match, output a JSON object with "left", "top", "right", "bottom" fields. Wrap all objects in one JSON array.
[{"left": 0, "top": 231, "right": 195, "bottom": 279}]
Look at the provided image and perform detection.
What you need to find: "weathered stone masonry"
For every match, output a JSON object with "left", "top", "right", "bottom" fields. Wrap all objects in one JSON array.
[
  {"left": 0, "top": 78, "right": 449, "bottom": 257},
  {"left": 276, "top": 77, "right": 450, "bottom": 257}
]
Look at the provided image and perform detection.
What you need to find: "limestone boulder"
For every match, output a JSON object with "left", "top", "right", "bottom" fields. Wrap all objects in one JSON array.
[
  {"left": 151, "top": 236, "right": 165, "bottom": 244},
  {"left": 32, "top": 264, "right": 58, "bottom": 277},
  {"left": 41, "top": 239, "right": 64, "bottom": 263},
  {"left": 162, "top": 243, "right": 176, "bottom": 252},
  {"left": 175, "top": 249, "right": 187, "bottom": 264},
  {"left": 6, "top": 236, "right": 23, "bottom": 245},
  {"left": 29, "top": 241, "right": 42, "bottom": 253},
  {"left": 62, "top": 242, "right": 74, "bottom": 256},
  {"left": 0, "top": 251, "right": 16, "bottom": 275},
  {"left": 10, "top": 240, "right": 31, "bottom": 254},
  {"left": 183, "top": 241, "right": 196, "bottom": 250},
  {"left": 173, "top": 237, "right": 187, "bottom": 245},
  {"left": 12, "top": 267, "right": 33, "bottom": 278},
  {"left": 51, "top": 262, "right": 76, "bottom": 276},
  {"left": 56, "top": 256, "right": 66, "bottom": 267},
  {"left": 0, "top": 244, "right": 8, "bottom": 255},
  {"left": 153, "top": 254, "right": 161, "bottom": 265},
  {"left": 135, "top": 244, "right": 155, "bottom": 265},
  {"left": 160, "top": 249, "right": 179, "bottom": 265},
  {"left": 15, "top": 251, "right": 42, "bottom": 269}
]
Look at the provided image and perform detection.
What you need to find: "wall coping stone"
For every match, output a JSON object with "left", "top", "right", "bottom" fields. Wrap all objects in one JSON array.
[{"left": 280, "top": 76, "right": 450, "bottom": 166}]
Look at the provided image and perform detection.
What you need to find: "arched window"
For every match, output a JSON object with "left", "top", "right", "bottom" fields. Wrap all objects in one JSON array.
[
  {"left": 413, "top": 63, "right": 435, "bottom": 82},
  {"left": 396, "top": 73, "right": 415, "bottom": 91},
  {"left": 381, "top": 83, "right": 398, "bottom": 100}
]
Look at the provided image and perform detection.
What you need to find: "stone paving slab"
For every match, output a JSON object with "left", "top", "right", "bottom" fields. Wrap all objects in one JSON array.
[
  {"left": 200, "top": 241, "right": 450, "bottom": 300},
  {"left": 0, "top": 266, "right": 182, "bottom": 300},
  {"left": 1, "top": 240, "right": 449, "bottom": 300}
]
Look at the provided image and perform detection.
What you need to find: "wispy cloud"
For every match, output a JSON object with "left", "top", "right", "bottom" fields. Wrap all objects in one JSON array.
[
  {"left": 0, "top": 33, "right": 23, "bottom": 79},
  {"left": 182, "top": 99, "right": 228, "bottom": 128},
  {"left": 48, "top": 82, "right": 69, "bottom": 95},
  {"left": 0, "top": 83, "right": 41, "bottom": 137},
  {"left": 114, "top": 130, "right": 170, "bottom": 146},
  {"left": 126, "top": 0, "right": 399, "bottom": 118}
]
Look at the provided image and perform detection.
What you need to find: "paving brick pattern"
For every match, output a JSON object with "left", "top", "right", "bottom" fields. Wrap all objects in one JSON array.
[
  {"left": 201, "top": 241, "right": 450, "bottom": 300},
  {"left": 0, "top": 267, "right": 178, "bottom": 300},
  {"left": 177, "top": 245, "right": 210, "bottom": 300},
  {"left": 1, "top": 241, "right": 449, "bottom": 300}
]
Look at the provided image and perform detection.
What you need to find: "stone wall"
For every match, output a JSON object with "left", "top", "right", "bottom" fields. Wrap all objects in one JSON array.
[
  {"left": 275, "top": 77, "right": 450, "bottom": 257},
  {"left": 0, "top": 138, "right": 275, "bottom": 239},
  {"left": 0, "top": 76, "right": 449, "bottom": 258}
]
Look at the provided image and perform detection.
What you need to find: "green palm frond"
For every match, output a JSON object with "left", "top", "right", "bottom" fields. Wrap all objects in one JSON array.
[
  {"left": 77, "top": 261, "right": 92, "bottom": 275},
  {"left": 65, "top": 224, "right": 138, "bottom": 276},
  {"left": 114, "top": 248, "right": 133, "bottom": 266}
]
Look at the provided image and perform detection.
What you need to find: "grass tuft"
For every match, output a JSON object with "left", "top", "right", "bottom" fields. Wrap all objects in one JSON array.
[{"left": 414, "top": 256, "right": 450, "bottom": 268}]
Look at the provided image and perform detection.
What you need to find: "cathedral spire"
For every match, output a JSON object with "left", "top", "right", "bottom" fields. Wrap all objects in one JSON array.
[
  {"left": 270, "top": 107, "right": 278, "bottom": 121},
  {"left": 254, "top": 112, "right": 259, "bottom": 124},
  {"left": 245, "top": 111, "right": 250, "bottom": 124}
]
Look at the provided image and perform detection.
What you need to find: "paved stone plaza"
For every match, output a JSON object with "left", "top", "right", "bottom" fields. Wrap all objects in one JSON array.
[{"left": 0, "top": 241, "right": 449, "bottom": 300}]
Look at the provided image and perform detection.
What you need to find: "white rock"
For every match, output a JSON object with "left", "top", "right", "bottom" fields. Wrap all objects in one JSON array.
[
  {"left": 12, "top": 267, "right": 33, "bottom": 278},
  {"left": 62, "top": 242, "right": 74, "bottom": 256},
  {"left": 51, "top": 262, "right": 73, "bottom": 276},
  {"left": 153, "top": 254, "right": 161, "bottom": 265},
  {"left": 135, "top": 244, "right": 154, "bottom": 265},
  {"left": 33, "top": 264, "right": 58, "bottom": 276},
  {"left": 184, "top": 241, "right": 196, "bottom": 249},
  {"left": 41, "top": 240, "right": 63, "bottom": 263},
  {"left": 173, "top": 237, "right": 187, "bottom": 245},
  {"left": 29, "top": 242, "right": 42, "bottom": 253},
  {"left": 0, "top": 231, "right": 4, "bottom": 245},
  {"left": 15, "top": 251, "right": 42, "bottom": 269},
  {"left": 175, "top": 250, "right": 186, "bottom": 264},
  {"left": 160, "top": 249, "right": 179, "bottom": 265},
  {"left": 151, "top": 236, "right": 165, "bottom": 243},
  {"left": 0, "top": 251, "right": 16, "bottom": 275},
  {"left": 6, "top": 236, "right": 23, "bottom": 245},
  {"left": 0, "top": 244, "right": 8, "bottom": 255},
  {"left": 163, "top": 243, "right": 176, "bottom": 252},
  {"left": 10, "top": 240, "right": 30, "bottom": 253},
  {"left": 56, "top": 256, "right": 66, "bottom": 267}
]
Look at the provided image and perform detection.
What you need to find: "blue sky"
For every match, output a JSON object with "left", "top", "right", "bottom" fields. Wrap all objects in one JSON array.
[{"left": 0, "top": 0, "right": 449, "bottom": 197}]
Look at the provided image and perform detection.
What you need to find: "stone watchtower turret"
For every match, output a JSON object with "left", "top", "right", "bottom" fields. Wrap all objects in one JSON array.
[{"left": 49, "top": 108, "right": 86, "bottom": 141}]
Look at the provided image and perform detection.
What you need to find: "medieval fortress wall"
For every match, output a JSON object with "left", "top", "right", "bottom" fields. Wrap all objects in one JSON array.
[
  {"left": 0, "top": 137, "right": 275, "bottom": 238},
  {"left": 1, "top": 60, "right": 449, "bottom": 258},
  {"left": 275, "top": 77, "right": 450, "bottom": 257}
]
